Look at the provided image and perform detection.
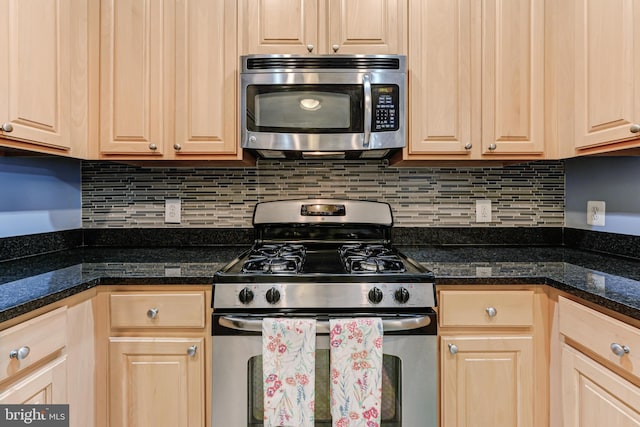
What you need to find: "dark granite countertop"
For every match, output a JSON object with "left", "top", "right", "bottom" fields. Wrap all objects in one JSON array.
[{"left": 1, "top": 245, "right": 640, "bottom": 324}]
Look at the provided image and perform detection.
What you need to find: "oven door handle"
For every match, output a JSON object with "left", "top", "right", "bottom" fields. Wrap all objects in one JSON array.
[{"left": 218, "top": 315, "right": 432, "bottom": 333}]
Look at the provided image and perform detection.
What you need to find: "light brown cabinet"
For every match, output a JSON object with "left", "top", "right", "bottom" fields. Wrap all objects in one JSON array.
[
  {"left": 0, "top": 308, "right": 68, "bottom": 404},
  {"left": 438, "top": 288, "right": 545, "bottom": 427},
  {"left": 573, "top": 0, "right": 640, "bottom": 154},
  {"left": 239, "top": 0, "right": 407, "bottom": 55},
  {"left": 105, "top": 290, "right": 209, "bottom": 427},
  {"left": 97, "top": 0, "right": 244, "bottom": 162},
  {"left": 403, "top": 0, "right": 545, "bottom": 161},
  {"left": 558, "top": 297, "right": 640, "bottom": 426},
  {"left": 0, "top": 0, "right": 88, "bottom": 157}
]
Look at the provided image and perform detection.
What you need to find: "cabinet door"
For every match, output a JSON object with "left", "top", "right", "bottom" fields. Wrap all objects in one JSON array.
[
  {"left": 574, "top": 0, "right": 640, "bottom": 150},
  {"left": 0, "top": 357, "right": 67, "bottom": 404},
  {"left": 240, "top": 0, "right": 318, "bottom": 55},
  {"left": 406, "top": 0, "right": 477, "bottom": 158},
  {"left": 99, "top": 0, "right": 171, "bottom": 155},
  {"left": 327, "top": 0, "right": 407, "bottom": 54},
  {"left": 441, "top": 335, "right": 534, "bottom": 427},
  {"left": 0, "top": 0, "right": 71, "bottom": 150},
  {"left": 173, "top": 0, "right": 238, "bottom": 157},
  {"left": 110, "top": 337, "right": 204, "bottom": 427},
  {"left": 481, "top": 0, "right": 544, "bottom": 155},
  {"left": 562, "top": 344, "right": 640, "bottom": 427}
]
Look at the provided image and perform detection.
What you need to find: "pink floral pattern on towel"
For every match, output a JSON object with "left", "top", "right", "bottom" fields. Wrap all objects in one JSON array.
[
  {"left": 263, "top": 318, "right": 316, "bottom": 427},
  {"left": 330, "top": 318, "right": 383, "bottom": 427}
]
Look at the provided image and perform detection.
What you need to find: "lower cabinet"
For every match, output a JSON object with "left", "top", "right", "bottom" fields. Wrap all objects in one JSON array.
[
  {"left": 103, "top": 288, "right": 210, "bottom": 427},
  {"left": 438, "top": 288, "right": 545, "bottom": 427},
  {"left": 0, "top": 356, "right": 67, "bottom": 404},
  {"left": 109, "top": 337, "right": 204, "bottom": 427},
  {"left": 561, "top": 344, "right": 640, "bottom": 426},
  {"left": 558, "top": 296, "right": 640, "bottom": 427},
  {"left": 440, "top": 335, "right": 534, "bottom": 427}
]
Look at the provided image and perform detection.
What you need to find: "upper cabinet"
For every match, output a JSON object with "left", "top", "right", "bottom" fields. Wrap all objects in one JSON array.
[
  {"left": 97, "top": 0, "right": 247, "bottom": 162},
  {"left": 239, "top": 0, "right": 407, "bottom": 55},
  {"left": 402, "top": 0, "right": 545, "bottom": 161},
  {"left": 0, "top": 0, "right": 88, "bottom": 158},
  {"left": 573, "top": 0, "right": 640, "bottom": 154}
]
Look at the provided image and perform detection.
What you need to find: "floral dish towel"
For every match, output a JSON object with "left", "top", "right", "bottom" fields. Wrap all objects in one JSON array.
[
  {"left": 330, "top": 318, "right": 383, "bottom": 427},
  {"left": 263, "top": 318, "right": 317, "bottom": 427}
]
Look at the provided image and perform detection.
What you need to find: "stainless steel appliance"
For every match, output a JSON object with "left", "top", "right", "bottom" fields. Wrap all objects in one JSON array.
[
  {"left": 240, "top": 55, "right": 406, "bottom": 159},
  {"left": 211, "top": 199, "right": 437, "bottom": 427}
]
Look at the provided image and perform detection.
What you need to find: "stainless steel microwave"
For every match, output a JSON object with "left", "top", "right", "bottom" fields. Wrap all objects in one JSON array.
[{"left": 240, "top": 54, "right": 406, "bottom": 159}]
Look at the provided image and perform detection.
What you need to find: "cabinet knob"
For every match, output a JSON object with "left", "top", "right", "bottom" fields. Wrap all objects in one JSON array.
[
  {"left": 464, "top": 143, "right": 472, "bottom": 150},
  {"left": 173, "top": 143, "right": 182, "bottom": 151},
  {"left": 488, "top": 143, "right": 497, "bottom": 151},
  {"left": 1, "top": 123, "right": 13, "bottom": 132},
  {"left": 332, "top": 44, "right": 340, "bottom": 53},
  {"left": 610, "top": 343, "right": 630, "bottom": 357},
  {"left": 187, "top": 345, "right": 198, "bottom": 357},
  {"left": 148, "top": 143, "right": 158, "bottom": 151},
  {"left": 9, "top": 346, "right": 30, "bottom": 361},
  {"left": 630, "top": 124, "right": 640, "bottom": 133},
  {"left": 147, "top": 308, "right": 159, "bottom": 319},
  {"left": 448, "top": 343, "right": 458, "bottom": 355},
  {"left": 485, "top": 307, "right": 497, "bottom": 317},
  {"left": 306, "top": 44, "right": 314, "bottom": 53}
]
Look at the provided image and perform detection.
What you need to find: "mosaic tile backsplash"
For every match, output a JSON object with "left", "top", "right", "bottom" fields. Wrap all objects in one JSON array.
[{"left": 81, "top": 160, "right": 564, "bottom": 228}]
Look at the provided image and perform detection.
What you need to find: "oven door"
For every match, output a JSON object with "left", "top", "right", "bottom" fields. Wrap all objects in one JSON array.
[{"left": 211, "top": 313, "right": 437, "bottom": 427}]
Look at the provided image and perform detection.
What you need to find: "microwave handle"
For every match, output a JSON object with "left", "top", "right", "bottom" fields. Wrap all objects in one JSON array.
[
  {"left": 363, "top": 74, "right": 372, "bottom": 148},
  {"left": 218, "top": 315, "right": 432, "bottom": 333}
]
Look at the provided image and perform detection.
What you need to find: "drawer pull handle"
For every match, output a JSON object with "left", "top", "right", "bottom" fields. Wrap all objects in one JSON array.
[
  {"left": 630, "top": 124, "right": 640, "bottom": 133},
  {"left": 1, "top": 123, "right": 13, "bottom": 132},
  {"left": 187, "top": 345, "right": 198, "bottom": 357},
  {"left": 448, "top": 343, "right": 458, "bottom": 355},
  {"left": 9, "top": 346, "right": 30, "bottom": 361},
  {"left": 610, "top": 343, "right": 631, "bottom": 357},
  {"left": 147, "top": 308, "right": 159, "bottom": 319},
  {"left": 485, "top": 307, "right": 497, "bottom": 317}
]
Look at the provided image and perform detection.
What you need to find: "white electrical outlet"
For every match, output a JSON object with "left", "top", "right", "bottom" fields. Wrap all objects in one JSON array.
[
  {"left": 476, "top": 200, "right": 492, "bottom": 222},
  {"left": 586, "top": 201, "right": 605, "bottom": 226},
  {"left": 165, "top": 199, "right": 181, "bottom": 224}
]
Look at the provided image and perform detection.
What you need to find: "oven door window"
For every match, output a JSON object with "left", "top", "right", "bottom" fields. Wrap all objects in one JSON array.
[
  {"left": 246, "top": 85, "right": 364, "bottom": 133},
  {"left": 247, "top": 350, "right": 401, "bottom": 426}
]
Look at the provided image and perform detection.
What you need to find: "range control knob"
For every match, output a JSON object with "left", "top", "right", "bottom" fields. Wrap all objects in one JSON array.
[
  {"left": 368, "top": 287, "right": 384, "bottom": 304},
  {"left": 266, "top": 287, "right": 281, "bottom": 304},
  {"left": 238, "top": 287, "right": 254, "bottom": 304},
  {"left": 394, "top": 287, "right": 410, "bottom": 304}
]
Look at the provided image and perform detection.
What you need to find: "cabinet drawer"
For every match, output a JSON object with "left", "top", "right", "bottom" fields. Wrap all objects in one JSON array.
[
  {"left": 439, "top": 290, "right": 534, "bottom": 327},
  {"left": 0, "top": 307, "right": 66, "bottom": 383},
  {"left": 559, "top": 296, "right": 640, "bottom": 381},
  {"left": 110, "top": 292, "right": 206, "bottom": 329}
]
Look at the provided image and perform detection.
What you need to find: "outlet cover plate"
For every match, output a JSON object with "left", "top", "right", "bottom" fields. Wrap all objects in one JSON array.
[
  {"left": 165, "top": 199, "right": 181, "bottom": 224},
  {"left": 587, "top": 200, "right": 605, "bottom": 226},
  {"left": 476, "top": 200, "right": 492, "bottom": 223}
]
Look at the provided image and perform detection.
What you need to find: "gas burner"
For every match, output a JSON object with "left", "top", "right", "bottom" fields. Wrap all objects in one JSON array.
[
  {"left": 339, "top": 243, "right": 393, "bottom": 258},
  {"left": 344, "top": 255, "right": 406, "bottom": 274},
  {"left": 339, "top": 244, "right": 406, "bottom": 274},
  {"left": 241, "top": 243, "right": 306, "bottom": 274}
]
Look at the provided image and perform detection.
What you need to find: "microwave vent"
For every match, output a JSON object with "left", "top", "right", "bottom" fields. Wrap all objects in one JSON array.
[{"left": 245, "top": 56, "right": 402, "bottom": 71}]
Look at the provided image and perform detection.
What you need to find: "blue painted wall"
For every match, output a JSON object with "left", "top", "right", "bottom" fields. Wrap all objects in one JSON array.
[
  {"left": 565, "top": 157, "right": 640, "bottom": 236},
  {"left": 0, "top": 157, "right": 81, "bottom": 238}
]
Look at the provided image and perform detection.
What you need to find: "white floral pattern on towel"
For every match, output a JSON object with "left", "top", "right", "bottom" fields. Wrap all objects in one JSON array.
[
  {"left": 263, "top": 318, "right": 316, "bottom": 427},
  {"left": 330, "top": 318, "right": 383, "bottom": 427}
]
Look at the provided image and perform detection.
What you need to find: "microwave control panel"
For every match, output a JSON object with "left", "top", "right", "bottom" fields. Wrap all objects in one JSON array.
[{"left": 372, "top": 85, "right": 399, "bottom": 132}]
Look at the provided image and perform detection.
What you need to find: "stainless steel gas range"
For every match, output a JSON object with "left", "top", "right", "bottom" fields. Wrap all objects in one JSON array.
[{"left": 211, "top": 199, "right": 437, "bottom": 427}]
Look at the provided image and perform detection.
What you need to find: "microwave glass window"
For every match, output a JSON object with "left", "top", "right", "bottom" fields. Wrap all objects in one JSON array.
[
  {"left": 247, "top": 85, "right": 364, "bottom": 133},
  {"left": 247, "top": 350, "right": 402, "bottom": 426}
]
